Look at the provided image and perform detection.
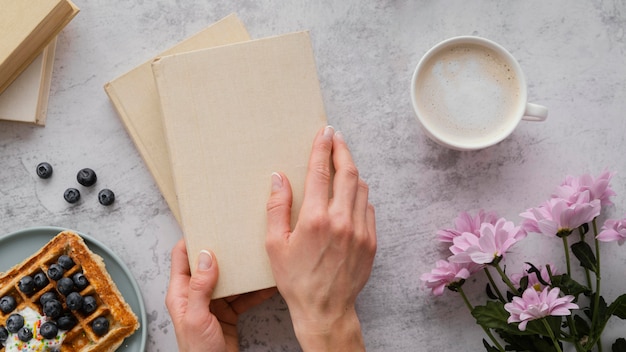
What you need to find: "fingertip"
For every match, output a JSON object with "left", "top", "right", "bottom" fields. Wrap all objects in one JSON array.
[{"left": 271, "top": 172, "right": 283, "bottom": 192}]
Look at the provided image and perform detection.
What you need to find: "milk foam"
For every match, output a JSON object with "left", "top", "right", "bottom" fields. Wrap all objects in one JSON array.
[{"left": 415, "top": 44, "right": 521, "bottom": 145}]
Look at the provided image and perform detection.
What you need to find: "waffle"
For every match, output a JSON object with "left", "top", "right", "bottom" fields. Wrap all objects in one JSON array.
[{"left": 0, "top": 231, "right": 139, "bottom": 351}]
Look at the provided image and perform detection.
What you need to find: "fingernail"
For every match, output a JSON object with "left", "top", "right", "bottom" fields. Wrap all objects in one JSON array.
[
  {"left": 271, "top": 172, "right": 283, "bottom": 191},
  {"left": 334, "top": 130, "right": 345, "bottom": 142},
  {"left": 323, "top": 125, "right": 334, "bottom": 139},
  {"left": 197, "top": 250, "right": 213, "bottom": 271}
]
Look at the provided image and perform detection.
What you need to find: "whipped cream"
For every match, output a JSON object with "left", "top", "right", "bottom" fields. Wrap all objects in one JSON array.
[{"left": 3, "top": 307, "right": 65, "bottom": 352}]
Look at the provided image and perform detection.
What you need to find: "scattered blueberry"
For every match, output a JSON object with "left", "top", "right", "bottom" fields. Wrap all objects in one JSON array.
[
  {"left": 56, "top": 314, "right": 77, "bottom": 330},
  {"left": 39, "top": 291, "right": 58, "bottom": 306},
  {"left": 6, "top": 314, "right": 24, "bottom": 333},
  {"left": 36, "top": 162, "right": 53, "bottom": 179},
  {"left": 43, "top": 300, "right": 62, "bottom": 319},
  {"left": 33, "top": 272, "right": 49, "bottom": 289},
  {"left": 91, "top": 316, "right": 109, "bottom": 336},
  {"left": 72, "top": 272, "right": 89, "bottom": 291},
  {"left": 39, "top": 322, "right": 58, "bottom": 339},
  {"left": 18, "top": 276, "right": 35, "bottom": 295},
  {"left": 77, "top": 168, "right": 97, "bottom": 187},
  {"left": 47, "top": 264, "right": 64, "bottom": 281},
  {"left": 66, "top": 292, "right": 83, "bottom": 311},
  {"left": 56, "top": 277, "right": 74, "bottom": 296},
  {"left": 57, "top": 255, "right": 75, "bottom": 270},
  {"left": 81, "top": 295, "right": 97, "bottom": 314},
  {"left": 17, "top": 327, "right": 33, "bottom": 342},
  {"left": 0, "top": 295, "right": 17, "bottom": 313},
  {"left": 97, "top": 188, "right": 115, "bottom": 206},
  {"left": 63, "top": 188, "right": 81, "bottom": 204},
  {"left": 0, "top": 326, "right": 8, "bottom": 343}
]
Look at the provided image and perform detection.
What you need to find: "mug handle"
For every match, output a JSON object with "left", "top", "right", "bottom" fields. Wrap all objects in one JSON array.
[{"left": 522, "top": 102, "right": 548, "bottom": 121}]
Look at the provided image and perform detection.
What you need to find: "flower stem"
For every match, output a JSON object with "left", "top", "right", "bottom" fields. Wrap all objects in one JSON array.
[
  {"left": 458, "top": 287, "right": 505, "bottom": 352},
  {"left": 591, "top": 218, "right": 603, "bottom": 352},
  {"left": 562, "top": 235, "right": 572, "bottom": 277},
  {"left": 494, "top": 261, "right": 518, "bottom": 294},
  {"left": 484, "top": 267, "right": 506, "bottom": 302},
  {"left": 542, "top": 318, "right": 563, "bottom": 352}
]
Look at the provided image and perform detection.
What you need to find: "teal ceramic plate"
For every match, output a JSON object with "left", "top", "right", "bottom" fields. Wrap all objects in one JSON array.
[{"left": 0, "top": 226, "right": 147, "bottom": 351}]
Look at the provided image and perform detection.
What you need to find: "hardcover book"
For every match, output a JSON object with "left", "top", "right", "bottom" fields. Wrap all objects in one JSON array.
[
  {"left": 153, "top": 31, "right": 328, "bottom": 298},
  {"left": 0, "top": 0, "right": 78, "bottom": 95},
  {"left": 0, "top": 39, "right": 57, "bottom": 125},
  {"left": 104, "top": 14, "right": 250, "bottom": 224}
]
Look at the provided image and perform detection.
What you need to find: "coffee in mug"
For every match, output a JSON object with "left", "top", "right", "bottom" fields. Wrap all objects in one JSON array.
[{"left": 411, "top": 36, "right": 547, "bottom": 150}]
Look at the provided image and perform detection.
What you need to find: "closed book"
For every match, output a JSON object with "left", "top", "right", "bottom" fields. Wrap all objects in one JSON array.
[
  {"left": 153, "top": 31, "right": 328, "bottom": 298},
  {"left": 0, "top": 0, "right": 79, "bottom": 95},
  {"left": 104, "top": 14, "right": 250, "bottom": 224},
  {"left": 0, "top": 39, "right": 56, "bottom": 125}
]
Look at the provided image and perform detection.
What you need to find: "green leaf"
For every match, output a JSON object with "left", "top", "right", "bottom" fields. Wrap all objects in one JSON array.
[
  {"left": 472, "top": 301, "right": 511, "bottom": 330},
  {"left": 608, "top": 294, "right": 626, "bottom": 319},
  {"left": 550, "top": 274, "right": 591, "bottom": 299},
  {"left": 482, "top": 339, "right": 500, "bottom": 352},
  {"left": 571, "top": 241, "right": 598, "bottom": 273},
  {"left": 574, "top": 314, "right": 590, "bottom": 336},
  {"left": 498, "top": 331, "right": 561, "bottom": 352},
  {"left": 613, "top": 338, "right": 626, "bottom": 352}
]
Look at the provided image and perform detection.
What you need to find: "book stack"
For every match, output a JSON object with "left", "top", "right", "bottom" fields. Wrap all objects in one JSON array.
[
  {"left": 0, "top": 0, "right": 79, "bottom": 125},
  {"left": 105, "top": 14, "right": 328, "bottom": 298}
]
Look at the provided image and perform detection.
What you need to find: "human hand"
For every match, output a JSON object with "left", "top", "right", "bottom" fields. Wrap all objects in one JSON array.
[
  {"left": 166, "top": 239, "right": 276, "bottom": 352},
  {"left": 265, "top": 126, "right": 377, "bottom": 351}
]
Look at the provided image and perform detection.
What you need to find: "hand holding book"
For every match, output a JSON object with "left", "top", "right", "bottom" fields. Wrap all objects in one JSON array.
[{"left": 166, "top": 126, "right": 377, "bottom": 352}]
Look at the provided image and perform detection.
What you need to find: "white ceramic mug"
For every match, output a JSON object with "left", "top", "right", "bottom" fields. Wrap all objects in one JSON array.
[{"left": 410, "top": 36, "right": 547, "bottom": 151}]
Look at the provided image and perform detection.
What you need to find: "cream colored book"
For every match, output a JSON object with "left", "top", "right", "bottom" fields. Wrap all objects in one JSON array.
[
  {"left": 0, "top": 39, "right": 57, "bottom": 125},
  {"left": 153, "top": 31, "right": 328, "bottom": 298},
  {"left": 0, "top": 0, "right": 78, "bottom": 95},
  {"left": 104, "top": 14, "right": 250, "bottom": 224}
]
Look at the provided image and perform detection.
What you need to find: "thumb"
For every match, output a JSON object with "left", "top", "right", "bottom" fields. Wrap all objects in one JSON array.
[
  {"left": 186, "top": 250, "right": 218, "bottom": 313},
  {"left": 266, "top": 172, "right": 293, "bottom": 242}
]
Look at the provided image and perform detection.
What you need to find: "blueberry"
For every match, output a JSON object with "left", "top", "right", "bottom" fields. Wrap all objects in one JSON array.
[
  {"left": 57, "top": 255, "right": 75, "bottom": 270},
  {"left": 36, "top": 162, "right": 53, "bottom": 179},
  {"left": 17, "top": 327, "right": 33, "bottom": 342},
  {"left": 0, "top": 295, "right": 17, "bottom": 313},
  {"left": 77, "top": 168, "right": 97, "bottom": 187},
  {"left": 39, "top": 291, "right": 57, "bottom": 306},
  {"left": 56, "top": 314, "right": 77, "bottom": 330},
  {"left": 91, "top": 316, "right": 109, "bottom": 336},
  {"left": 18, "top": 276, "right": 35, "bottom": 295},
  {"left": 43, "top": 300, "right": 62, "bottom": 319},
  {"left": 57, "top": 277, "right": 75, "bottom": 296},
  {"left": 63, "top": 188, "right": 81, "bottom": 204},
  {"left": 66, "top": 292, "right": 83, "bottom": 311},
  {"left": 81, "top": 295, "right": 97, "bottom": 314},
  {"left": 97, "top": 188, "right": 115, "bottom": 206},
  {"left": 39, "top": 322, "right": 58, "bottom": 339},
  {"left": 0, "top": 326, "right": 8, "bottom": 343},
  {"left": 72, "top": 272, "right": 89, "bottom": 290},
  {"left": 33, "top": 272, "right": 49, "bottom": 289},
  {"left": 47, "top": 263, "right": 64, "bottom": 281},
  {"left": 6, "top": 314, "right": 24, "bottom": 333}
]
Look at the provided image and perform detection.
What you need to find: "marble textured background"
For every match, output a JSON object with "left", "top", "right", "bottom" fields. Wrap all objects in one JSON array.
[{"left": 1, "top": 1, "right": 625, "bottom": 351}]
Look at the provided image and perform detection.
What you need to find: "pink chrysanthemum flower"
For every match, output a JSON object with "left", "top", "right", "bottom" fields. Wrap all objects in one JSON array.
[
  {"left": 449, "top": 218, "right": 524, "bottom": 265},
  {"left": 520, "top": 194, "right": 601, "bottom": 237},
  {"left": 504, "top": 287, "right": 578, "bottom": 331},
  {"left": 552, "top": 170, "right": 615, "bottom": 207},
  {"left": 436, "top": 210, "right": 499, "bottom": 243},
  {"left": 509, "top": 263, "right": 557, "bottom": 292},
  {"left": 420, "top": 260, "right": 481, "bottom": 296},
  {"left": 596, "top": 216, "right": 626, "bottom": 245}
]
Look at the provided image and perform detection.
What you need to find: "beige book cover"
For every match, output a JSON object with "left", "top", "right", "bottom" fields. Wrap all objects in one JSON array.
[
  {"left": 104, "top": 14, "right": 250, "bottom": 224},
  {"left": 0, "top": 0, "right": 78, "bottom": 95},
  {"left": 153, "top": 31, "right": 328, "bottom": 298},
  {"left": 0, "top": 39, "right": 57, "bottom": 125}
]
